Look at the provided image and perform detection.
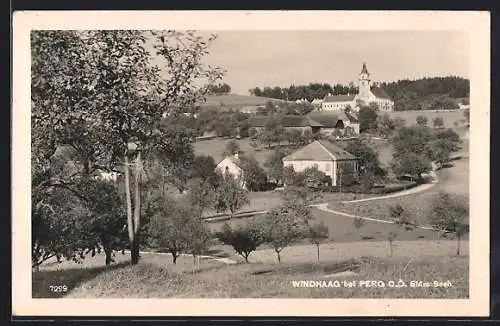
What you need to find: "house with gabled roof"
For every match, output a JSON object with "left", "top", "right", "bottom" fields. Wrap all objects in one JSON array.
[
  {"left": 215, "top": 152, "right": 247, "bottom": 189},
  {"left": 321, "top": 63, "right": 394, "bottom": 112},
  {"left": 248, "top": 115, "right": 325, "bottom": 134},
  {"left": 282, "top": 140, "right": 359, "bottom": 187},
  {"left": 307, "top": 111, "right": 360, "bottom": 136}
]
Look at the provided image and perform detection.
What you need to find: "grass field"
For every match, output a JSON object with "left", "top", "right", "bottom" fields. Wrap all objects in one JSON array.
[
  {"left": 193, "top": 137, "right": 281, "bottom": 167},
  {"left": 330, "top": 157, "right": 469, "bottom": 227},
  {"left": 61, "top": 250, "right": 468, "bottom": 298},
  {"left": 199, "top": 94, "right": 289, "bottom": 110},
  {"left": 387, "top": 110, "right": 467, "bottom": 129}
]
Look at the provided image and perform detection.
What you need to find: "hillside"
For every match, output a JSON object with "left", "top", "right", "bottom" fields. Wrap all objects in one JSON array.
[{"left": 198, "top": 94, "right": 290, "bottom": 110}]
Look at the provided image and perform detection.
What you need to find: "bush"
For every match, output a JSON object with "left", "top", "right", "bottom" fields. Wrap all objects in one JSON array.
[{"left": 216, "top": 221, "right": 264, "bottom": 263}]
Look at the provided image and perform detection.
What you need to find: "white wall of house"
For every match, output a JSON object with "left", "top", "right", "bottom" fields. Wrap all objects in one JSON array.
[
  {"left": 283, "top": 159, "right": 358, "bottom": 186},
  {"left": 321, "top": 101, "right": 354, "bottom": 111},
  {"left": 216, "top": 157, "right": 242, "bottom": 178}
]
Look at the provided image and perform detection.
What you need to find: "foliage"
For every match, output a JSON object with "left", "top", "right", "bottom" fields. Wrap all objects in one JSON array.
[
  {"left": 389, "top": 204, "right": 414, "bottom": 231},
  {"left": 264, "top": 148, "right": 287, "bottom": 185},
  {"left": 208, "top": 82, "right": 231, "bottom": 95},
  {"left": 285, "top": 129, "right": 303, "bottom": 146},
  {"left": 358, "top": 105, "right": 378, "bottom": 132},
  {"left": 223, "top": 139, "right": 240, "bottom": 157},
  {"left": 376, "top": 113, "right": 395, "bottom": 138},
  {"left": 432, "top": 116, "right": 445, "bottom": 129},
  {"left": 301, "top": 166, "right": 330, "bottom": 190},
  {"left": 345, "top": 139, "right": 384, "bottom": 178},
  {"left": 214, "top": 171, "right": 250, "bottom": 217},
  {"left": 149, "top": 198, "right": 210, "bottom": 264},
  {"left": 216, "top": 220, "right": 264, "bottom": 263},
  {"left": 307, "top": 221, "right": 329, "bottom": 262},
  {"left": 239, "top": 156, "right": 268, "bottom": 191},
  {"left": 390, "top": 151, "right": 431, "bottom": 181},
  {"left": 191, "top": 155, "right": 218, "bottom": 185},
  {"left": 186, "top": 177, "right": 217, "bottom": 217},
  {"left": 261, "top": 205, "right": 307, "bottom": 263},
  {"left": 416, "top": 115, "right": 428, "bottom": 126},
  {"left": 428, "top": 192, "right": 469, "bottom": 241},
  {"left": 249, "top": 82, "right": 358, "bottom": 101}
]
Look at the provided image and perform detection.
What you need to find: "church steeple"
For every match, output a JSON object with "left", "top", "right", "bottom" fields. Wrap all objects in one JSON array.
[
  {"left": 358, "top": 62, "right": 371, "bottom": 100},
  {"left": 360, "top": 62, "right": 369, "bottom": 75}
]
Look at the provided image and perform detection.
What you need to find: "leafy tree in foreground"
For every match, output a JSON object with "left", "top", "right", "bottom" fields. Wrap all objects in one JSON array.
[
  {"left": 261, "top": 205, "right": 307, "bottom": 263},
  {"left": 264, "top": 148, "right": 287, "bottom": 185},
  {"left": 358, "top": 105, "right": 378, "bottom": 133},
  {"left": 308, "top": 221, "right": 329, "bottom": 262},
  {"left": 217, "top": 220, "right": 264, "bottom": 263},
  {"left": 428, "top": 192, "right": 469, "bottom": 254}
]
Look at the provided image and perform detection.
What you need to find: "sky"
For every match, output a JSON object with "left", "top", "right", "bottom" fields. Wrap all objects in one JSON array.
[{"left": 151, "top": 31, "right": 469, "bottom": 96}]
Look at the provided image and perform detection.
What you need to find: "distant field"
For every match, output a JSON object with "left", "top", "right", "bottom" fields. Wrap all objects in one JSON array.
[
  {"left": 198, "top": 94, "right": 289, "bottom": 110},
  {"left": 387, "top": 110, "right": 467, "bottom": 128}
]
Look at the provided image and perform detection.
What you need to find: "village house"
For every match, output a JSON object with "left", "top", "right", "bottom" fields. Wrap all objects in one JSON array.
[
  {"left": 248, "top": 115, "right": 324, "bottom": 135},
  {"left": 215, "top": 152, "right": 247, "bottom": 189},
  {"left": 320, "top": 63, "right": 394, "bottom": 112},
  {"left": 282, "top": 140, "right": 359, "bottom": 187},
  {"left": 307, "top": 111, "right": 360, "bottom": 136}
]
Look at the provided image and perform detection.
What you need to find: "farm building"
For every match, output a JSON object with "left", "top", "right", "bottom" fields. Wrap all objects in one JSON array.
[
  {"left": 215, "top": 152, "right": 247, "bottom": 189},
  {"left": 320, "top": 62, "right": 394, "bottom": 112},
  {"left": 282, "top": 140, "right": 359, "bottom": 187},
  {"left": 307, "top": 111, "right": 360, "bottom": 136},
  {"left": 248, "top": 115, "right": 324, "bottom": 134}
]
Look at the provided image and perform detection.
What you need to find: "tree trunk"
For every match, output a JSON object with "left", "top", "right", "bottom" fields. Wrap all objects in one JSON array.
[
  {"left": 172, "top": 252, "right": 178, "bottom": 264},
  {"left": 389, "top": 240, "right": 393, "bottom": 257},
  {"left": 316, "top": 244, "right": 320, "bottom": 262},
  {"left": 276, "top": 250, "right": 281, "bottom": 263},
  {"left": 244, "top": 254, "right": 249, "bottom": 263},
  {"left": 104, "top": 246, "right": 114, "bottom": 266},
  {"left": 130, "top": 237, "right": 140, "bottom": 265},
  {"left": 456, "top": 236, "right": 461, "bottom": 256},
  {"left": 131, "top": 152, "right": 142, "bottom": 265},
  {"left": 161, "top": 168, "right": 166, "bottom": 199},
  {"left": 124, "top": 155, "right": 136, "bottom": 264}
]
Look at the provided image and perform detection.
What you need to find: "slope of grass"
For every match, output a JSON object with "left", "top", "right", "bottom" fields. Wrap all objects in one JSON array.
[
  {"left": 199, "top": 94, "right": 288, "bottom": 110},
  {"left": 329, "top": 158, "right": 469, "bottom": 226},
  {"left": 387, "top": 110, "right": 467, "bottom": 129},
  {"left": 65, "top": 254, "right": 468, "bottom": 298}
]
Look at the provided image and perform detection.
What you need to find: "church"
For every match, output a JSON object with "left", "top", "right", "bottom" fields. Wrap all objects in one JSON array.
[{"left": 320, "top": 63, "right": 394, "bottom": 112}]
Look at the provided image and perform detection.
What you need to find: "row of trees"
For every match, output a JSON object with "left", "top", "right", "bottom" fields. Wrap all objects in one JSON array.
[
  {"left": 207, "top": 82, "right": 231, "bottom": 95},
  {"left": 248, "top": 83, "right": 359, "bottom": 101}
]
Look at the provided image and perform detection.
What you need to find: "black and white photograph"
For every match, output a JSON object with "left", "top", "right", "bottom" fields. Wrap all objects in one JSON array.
[{"left": 12, "top": 11, "right": 490, "bottom": 317}]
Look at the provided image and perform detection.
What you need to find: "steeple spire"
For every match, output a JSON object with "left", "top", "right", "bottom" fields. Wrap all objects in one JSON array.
[{"left": 360, "top": 62, "right": 369, "bottom": 75}]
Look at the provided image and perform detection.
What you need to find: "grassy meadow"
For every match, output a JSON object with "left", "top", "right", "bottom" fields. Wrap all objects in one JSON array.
[{"left": 43, "top": 247, "right": 467, "bottom": 299}]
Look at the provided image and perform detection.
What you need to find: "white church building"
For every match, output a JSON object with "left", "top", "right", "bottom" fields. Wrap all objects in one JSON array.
[{"left": 320, "top": 63, "right": 394, "bottom": 112}]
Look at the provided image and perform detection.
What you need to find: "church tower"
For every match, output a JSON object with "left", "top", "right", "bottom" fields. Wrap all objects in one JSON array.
[{"left": 358, "top": 62, "right": 371, "bottom": 101}]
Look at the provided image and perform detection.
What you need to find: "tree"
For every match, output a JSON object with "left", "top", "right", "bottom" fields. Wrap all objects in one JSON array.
[
  {"left": 191, "top": 155, "right": 218, "bottom": 184},
  {"left": 31, "top": 30, "right": 224, "bottom": 265},
  {"left": 283, "top": 165, "right": 301, "bottom": 187},
  {"left": 187, "top": 177, "right": 217, "bottom": 217},
  {"left": 308, "top": 221, "right": 329, "bottom": 262},
  {"left": 224, "top": 139, "right": 240, "bottom": 157},
  {"left": 390, "top": 151, "right": 431, "bottom": 182},
  {"left": 282, "top": 185, "right": 316, "bottom": 208},
  {"left": 301, "top": 129, "right": 313, "bottom": 145},
  {"left": 214, "top": 171, "right": 250, "bottom": 218},
  {"left": 261, "top": 206, "right": 306, "bottom": 263},
  {"left": 428, "top": 192, "right": 469, "bottom": 252},
  {"left": 376, "top": 113, "right": 395, "bottom": 138},
  {"left": 387, "top": 232, "right": 398, "bottom": 257},
  {"left": 264, "top": 149, "right": 287, "bottom": 185},
  {"left": 416, "top": 115, "right": 428, "bottom": 127},
  {"left": 285, "top": 129, "right": 303, "bottom": 146},
  {"left": 432, "top": 116, "right": 445, "bottom": 129},
  {"left": 358, "top": 105, "right": 378, "bottom": 133},
  {"left": 216, "top": 220, "right": 264, "bottom": 263},
  {"left": 301, "top": 166, "right": 329, "bottom": 190},
  {"left": 149, "top": 198, "right": 205, "bottom": 264},
  {"left": 389, "top": 204, "right": 414, "bottom": 231},
  {"left": 239, "top": 156, "right": 268, "bottom": 191},
  {"left": 345, "top": 139, "right": 384, "bottom": 177},
  {"left": 463, "top": 108, "right": 470, "bottom": 125}
]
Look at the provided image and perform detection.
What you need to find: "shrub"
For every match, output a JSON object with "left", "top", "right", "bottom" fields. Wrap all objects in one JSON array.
[{"left": 216, "top": 221, "right": 264, "bottom": 263}]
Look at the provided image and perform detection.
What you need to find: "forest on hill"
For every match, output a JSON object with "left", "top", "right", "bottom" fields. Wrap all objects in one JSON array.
[{"left": 248, "top": 76, "right": 469, "bottom": 111}]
